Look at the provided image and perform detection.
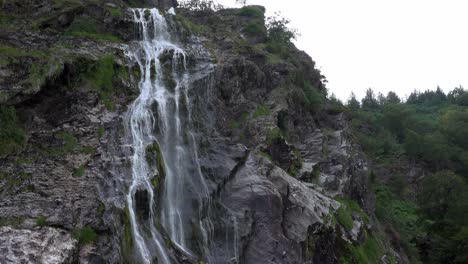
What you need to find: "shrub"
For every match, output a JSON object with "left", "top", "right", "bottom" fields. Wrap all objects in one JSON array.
[
  {"left": 0, "top": 106, "right": 26, "bottom": 157},
  {"left": 266, "top": 13, "right": 298, "bottom": 44},
  {"left": 179, "top": 0, "right": 224, "bottom": 11},
  {"left": 238, "top": 6, "right": 264, "bottom": 18},
  {"left": 36, "top": 216, "right": 46, "bottom": 227},
  {"left": 265, "top": 13, "right": 298, "bottom": 56},
  {"left": 252, "top": 105, "right": 270, "bottom": 118},
  {"left": 73, "top": 165, "right": 85, "bottom": 177},
  {"left": 58, "top": 132, "right": 79, "bottom": 153},
  {"left": 97, "top": 126, "right": 105, "bottom": 138},
  {"left": 266, "top": 127, "right": 282, "bottom": 144},
  {"left": 73, "top": 226, "right": 98, "bottom": 245},
  {"left": 302, "top": 81, "right": 324, "bottom": 112},
  {"left": 244, "top": 22, "right": 264, "bottom": 35},
  {"left": 345, "top": 233, "right": 385, "bottom": 264}
]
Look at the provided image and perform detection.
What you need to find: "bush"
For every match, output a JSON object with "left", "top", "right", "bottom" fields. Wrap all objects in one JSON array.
[
  {"left": 266, "top": 13, "right": 298, "bottom": 45},
  {"left": 302, "top": 81, "right": 324, "bottom": 112},
  {"left": 345, "top": 233, "right": 385, "bottom": 264},
  {"left": 179, "top": 0, "right": 224, "bottom": 11},
  {"left": 73, "top": 226, "right": 98, "bottom": 245},
  {"left": 244, "top": 22, "right": 264, "bottom": 35},
  {"left": 36, "top": 216, "right": 46, "bottom": 227},
  {"left": 73, "top": 165, "right": 85, "bottom": 177},
  {"left": 58, "top": 132, "right": 79, "bottom": 153},
  {"left": 252, "top": 105, "right": 270, "bottom": 118},
  {"left": 238, "top": 6, "right": 264, "bottom": 18}
]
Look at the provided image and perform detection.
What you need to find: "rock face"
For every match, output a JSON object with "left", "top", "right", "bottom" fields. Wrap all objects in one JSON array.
[
  {"left": 219, "top": 152, "right": 340, "bottom": 263},
  {"left": 0, "top": 2, "right": 391, "bottom": 264},
  {"left": 0, "top": 227, "right": 78, "bottom": 263}
]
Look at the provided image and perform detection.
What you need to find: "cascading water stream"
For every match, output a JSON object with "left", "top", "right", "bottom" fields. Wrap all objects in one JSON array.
[{"left": 123, "top": 8, "right": 212, "bottom": 263}]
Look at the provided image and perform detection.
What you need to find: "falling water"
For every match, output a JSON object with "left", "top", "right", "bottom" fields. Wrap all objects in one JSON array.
[
  {"left": 123, "top": 7, "right": 210, "bottom": 263},
  {"left": 123, "top": 7, "right": 239, "bottom": 264}
]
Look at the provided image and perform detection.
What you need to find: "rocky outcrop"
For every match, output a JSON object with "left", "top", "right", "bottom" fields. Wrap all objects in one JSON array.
[{"left": 219, "top": 151, "right": 340, "bottom": 263}]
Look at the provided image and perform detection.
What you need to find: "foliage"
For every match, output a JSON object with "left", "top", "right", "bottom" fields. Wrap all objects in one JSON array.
[
  {"left": 327, "top": 93, "right": 345, "bottom": 114},
  {"left": 73, "top": 165, "right": 86, "bottom": 177},
  {"left": 97, "top": 126, "right": 105, "bottom": 138},
  {"left": 83, "top": 55, "right": 124, "bottom": 110},
  {"left": 179, "top": 0, "right": 224, "bottom": 11},
  {"left": 36, "top": 216, "right": 47, "bottom": 227},
  {"left": 288, "top": 150, "right": 302, "bottom": 177},
  {"left": 0, "top": 217, "right": 24, "bottom": 227},
  {"left": 266, "top": 127, "right": 282, "bottom": 144},
  {"left": 302, "top": 81, "right": 324, "bottom": 112},
  {"left": 244, "top": 22, "right": 264, "bottom": 35},
  {"left": 252, "top": 105, "right": 270, "bottom": 118},
  {"left": 59, "top": 132, "right": 79, "bottom": 153},
  {"left": 347, "top": 92, "right": 360, "bottom": 112},
  {"left": 348, "top": 86, "right": 468, "bottom": 262},
  {"left": 342, "top": 233, "right": 385, "bottom": 264},
  {"left": 0, "top": 106, "right": 27, "bottom": 157},
  {"left": 238, "top": 6, "right": 263, "bottom": 18},
  {"left": 266, "top": 13, "right": 298, "bottom": 45},
  {"left": 265, "top": 13, "right": 298, "bottom": 57},
  {"left": 65, "top": 16, "right": 120, "bottom": 42},
  {"left": 73, "top": 226, "right": 98, "bottom": 245},
  {"left": 336, "top": 206, "right": 353, "bottom": 231}
]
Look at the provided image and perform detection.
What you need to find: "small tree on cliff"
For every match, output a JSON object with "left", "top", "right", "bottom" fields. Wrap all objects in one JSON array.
[{"left": 265, "top": 13, "right": 299, "bottom": 55}]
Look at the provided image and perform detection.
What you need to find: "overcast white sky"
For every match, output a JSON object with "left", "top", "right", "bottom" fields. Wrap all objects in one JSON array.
[{"left": 216, "top": 0, "right": 468, "bottom": 101}]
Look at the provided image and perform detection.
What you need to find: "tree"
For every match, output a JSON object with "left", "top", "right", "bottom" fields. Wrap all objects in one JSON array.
[
  {"left": 386, "top": 91, "right": 401, "bottom": 104},
  {"left": 382, "top": 103, "right": 411, "bottom": 141},
  {"left": 440, "top": 109, "right": 468, "bottom": 148},
  {"left": 419, "top": 171, "right": 468, "bottom": 224},
  {"left": 448, "top": 86, "right": 468, "bottom": 106},
  {"left": 266, "top": 13, "right": 299, "bottom": 45},
  {"left": 347, "top": 92, "right": 360, "bottom": 111},
  {"left": 361, "top": 88, "right": 379, "bottom": 110}
]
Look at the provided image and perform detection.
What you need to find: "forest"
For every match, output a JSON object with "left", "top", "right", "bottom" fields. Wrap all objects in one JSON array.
[{"left": 346, "top": 87, "right": 468, "bottom": 263}]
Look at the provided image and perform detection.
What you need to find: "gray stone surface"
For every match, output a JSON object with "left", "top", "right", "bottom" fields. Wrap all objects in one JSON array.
[{"left": 0, "top": 227, "right": 78, "bottom": 264}]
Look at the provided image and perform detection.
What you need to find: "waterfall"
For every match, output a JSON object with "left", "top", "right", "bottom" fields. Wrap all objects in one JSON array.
[{"left": 123, "top": 8, "right": 210, "bottom": 263}]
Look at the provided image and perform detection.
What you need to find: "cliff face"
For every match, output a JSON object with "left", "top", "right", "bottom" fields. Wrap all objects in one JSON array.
[{"left": 0, "top": 1, "right": 393, "bottom": 263}]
